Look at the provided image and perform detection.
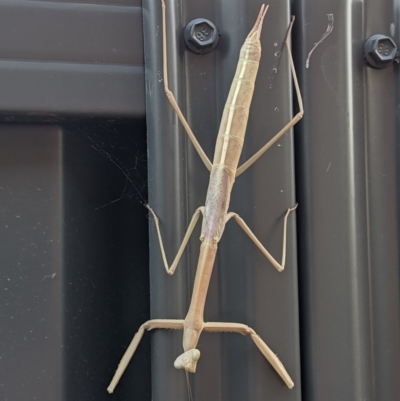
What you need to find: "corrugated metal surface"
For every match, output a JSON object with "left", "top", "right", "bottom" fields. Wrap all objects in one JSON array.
[
  {"left": 0, "top": 0, "right": 144, "bottom": 119},
  {"left": 145, "top": 0, "right": 400, "bottom": 400},
  {"left": 0, "top": 1, "right": 149, "bottom": 400},
  {"left": 1, "top": 0, "right": 399, "bottom": 400},
  {"left": 144, "top": 0, "right": 301, "bottom": 400},
  {"left": 294, "top": 0, "right": 400, "bottom": 399}
]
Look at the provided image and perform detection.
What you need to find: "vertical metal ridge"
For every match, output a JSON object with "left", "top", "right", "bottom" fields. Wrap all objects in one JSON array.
[
  {"left": 144, "top": 0, "right": 300, "bottom": 400},
  {"left": 294, "top": 0, "right": 400, "bottom": 399},
  {"left": 143, "top": 1, "right": 189, "bottom": 399}
]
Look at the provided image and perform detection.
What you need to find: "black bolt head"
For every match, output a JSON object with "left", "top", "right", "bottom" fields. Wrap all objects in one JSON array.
[
  {"left": 183, "top": 18, "right": 220, "bottom": 54},
  {"left": 364, "top": 34, "right": 398, "bottom": 69}
]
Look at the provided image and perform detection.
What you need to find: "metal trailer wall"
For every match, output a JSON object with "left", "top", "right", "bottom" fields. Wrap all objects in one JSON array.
[
  {"left": 0, "top": 0, "right": 399, "bottom": 401},
  {"left": 0, "top": 1, "right": 150, "bottom": 400},
  {"left": 144, "top": 1, "right": 301, "bottom": 401},
  {"left": 294, "top": 0, "right": 400, "bottom": 400},
  {"left": 144, "top": 0, "right": 400, "bottom": 400}
]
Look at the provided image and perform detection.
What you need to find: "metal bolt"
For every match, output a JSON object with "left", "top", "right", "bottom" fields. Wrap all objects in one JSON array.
[
  {"left": 183, "top": 18, "right": 220, "bottom": 55},
  {"left": 364, "top": 34, "right": 398, "bottom": 69}
]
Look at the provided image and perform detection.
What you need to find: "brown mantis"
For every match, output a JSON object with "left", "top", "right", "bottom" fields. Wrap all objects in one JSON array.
[{"left": 108, "top": 1, "right": 303, "bottom": 394}]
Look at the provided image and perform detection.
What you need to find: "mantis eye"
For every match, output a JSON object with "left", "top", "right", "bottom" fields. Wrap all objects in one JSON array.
[{"left": 174, "top": 349, "right": 201, "bottom": 373}]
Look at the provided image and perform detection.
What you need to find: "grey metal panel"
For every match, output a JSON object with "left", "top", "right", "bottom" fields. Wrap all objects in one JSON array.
[
  {"left": 0, "top": 0, "right": 144, "bottom": 118},
  {"left": 364, "top": 4, "right": 400, "bottom": 401},
  {"left": 0, "top": 62, "right": 143, "bottom": 120},
  {"left": 29, "top": 0, "right": 141, "bottom": 5},
  {"left": 294, "top": 0, "right": 400, "bottom": 399},
  {"left": 0, "top": 1, "right": 150, "bottom": 400},
  {"left": 0, "top": 123, "right": 149, "bottom": 400},
  {"left": 0, "top": 127, "right": 64, "bottom": 401},
  {"left": 62, "top": 122, "right": 150, "bottom": 400},
  {"left": 144, "top": 0, "right": 300, "bottom": 400}
]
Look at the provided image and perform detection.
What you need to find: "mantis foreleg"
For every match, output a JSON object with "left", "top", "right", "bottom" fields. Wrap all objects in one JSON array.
[
  {"left": 107, "top": 319, "right": 185, "bottom": 394},
  {"left": 203, "top": 322, "right": 294, "bottom": 389}
]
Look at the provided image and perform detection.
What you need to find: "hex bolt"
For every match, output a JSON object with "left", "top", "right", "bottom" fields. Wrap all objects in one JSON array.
[
  {"left": 364, "top": 34, "right": 398, "bottom": 69},
  {"left": 183, "top": 18, "right": 220, "bottom": 54}
]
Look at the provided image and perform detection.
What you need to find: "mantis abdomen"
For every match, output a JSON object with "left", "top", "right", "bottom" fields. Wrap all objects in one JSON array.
[
  {"left": 213, "top": 33, "right": 262, "bottom": 171},
  {"left": 182, "top": 5, "right": 267, "bottom": 357}
]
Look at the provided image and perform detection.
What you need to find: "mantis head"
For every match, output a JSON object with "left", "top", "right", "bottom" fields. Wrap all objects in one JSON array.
[{"left": 174, "top": 349, "right": 201, "bottom": 373}]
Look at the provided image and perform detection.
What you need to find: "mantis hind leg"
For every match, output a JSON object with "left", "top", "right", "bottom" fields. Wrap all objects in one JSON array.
[
  {"left": 236, "top": 16, "right": 304, "bottom": 177},
  {"left": 161, "top": 0, "right": 212, "bottom": 171}
]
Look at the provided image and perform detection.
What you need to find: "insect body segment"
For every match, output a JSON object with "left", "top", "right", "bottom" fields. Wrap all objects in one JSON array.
[
  {"left": 181, "top": 7, "right": 268, "bottom": 358},
  {"left": 174, "top": 349, "right": 201, "bottom": 373},
  {"left": 213, "top": 9, "right": 265, "bottom": 172},
  {"left": 182, "top": 242, "right": 216, "bottom": 354},
  {"left": 201, "top": 6, "right": 267, "bottom": 246},
  {"left": 201, "top": 167, "right": 232, "bottom": 244}
]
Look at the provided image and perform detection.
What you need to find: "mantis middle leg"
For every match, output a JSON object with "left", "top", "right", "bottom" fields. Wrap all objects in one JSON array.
[
  {"left": 226, "top": 204, "right": 298, "bottom": 272},
  {"left": 147, "top": 205, "right": 204, "bottom": 275}
]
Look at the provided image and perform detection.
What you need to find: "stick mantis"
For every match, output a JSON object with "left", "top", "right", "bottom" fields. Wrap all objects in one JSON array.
[{"left": 108, "top": 1, "right": 303, "bottom": 393}]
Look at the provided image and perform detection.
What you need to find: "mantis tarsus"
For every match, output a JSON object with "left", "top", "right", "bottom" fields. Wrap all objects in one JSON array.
[{"left": 108, "top": 1, "right": 303, "bottom": 393}]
